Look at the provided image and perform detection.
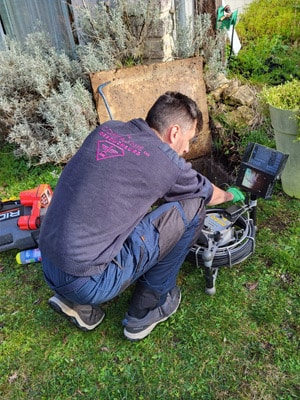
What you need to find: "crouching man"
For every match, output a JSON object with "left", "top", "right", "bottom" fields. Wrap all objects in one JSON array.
[{"left": 39, "top": 91, "right": 241, "bottom": 340}]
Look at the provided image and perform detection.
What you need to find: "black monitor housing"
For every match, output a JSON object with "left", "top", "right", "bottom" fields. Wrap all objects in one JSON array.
[{"left": 236, "top": 143, "right": 288, "bottom": 199}]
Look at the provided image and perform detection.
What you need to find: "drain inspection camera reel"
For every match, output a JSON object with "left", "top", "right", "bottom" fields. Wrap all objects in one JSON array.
[{"left": 186, "top": 142, "right": 288, "bottom": 295}]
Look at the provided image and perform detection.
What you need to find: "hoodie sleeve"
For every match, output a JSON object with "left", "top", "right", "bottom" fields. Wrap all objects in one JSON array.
[{"left": 163, "top": 159, "right": 213, "bottom": 204}]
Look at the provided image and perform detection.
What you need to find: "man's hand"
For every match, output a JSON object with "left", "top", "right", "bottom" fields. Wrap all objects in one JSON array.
[
  {"left": 226, "top": 187, "right": 245, "bottom": 203},
  {"left": 208, "top": 185, "right": 243, "bottom": 205}
]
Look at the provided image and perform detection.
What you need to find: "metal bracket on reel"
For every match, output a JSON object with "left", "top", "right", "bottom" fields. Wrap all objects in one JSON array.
[{"left": 188, "top": 202, "right": 256, "bottom": 295}]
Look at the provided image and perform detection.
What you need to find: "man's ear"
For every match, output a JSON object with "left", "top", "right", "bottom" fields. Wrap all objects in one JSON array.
[{"left": 165, "top": 125, "right": 180, "bottom": 145}]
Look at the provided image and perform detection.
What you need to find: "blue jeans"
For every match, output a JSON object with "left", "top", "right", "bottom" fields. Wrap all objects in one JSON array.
[{"left": 42, "top": 198, "right": 205, "bottom": 305}]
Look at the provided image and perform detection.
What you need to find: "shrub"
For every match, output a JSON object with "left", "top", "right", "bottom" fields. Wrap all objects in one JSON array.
[
  {"left": 229, "top": 0, "right": 300, "bottom": 84},
  {"left": 237, "top": 0, "right": 300, "bottom": 42},
  {"left": 8, "top": 80, "right": 97, "bottom": 164},
  {"left": 0, "top": 1, "right": 163, "bottom": 164},
  {"left": 0, "top": 1, "right": 227, "bottom": 164},
  {"left": 75, "top": 0, "right": 161, "bottom": 71},
  {"left": 0, "top": 33, "right": 98, "bottom": 164}
]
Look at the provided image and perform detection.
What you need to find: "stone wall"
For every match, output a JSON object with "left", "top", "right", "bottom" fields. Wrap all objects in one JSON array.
[
  {"left": 141, "top": 0, "right": 254, "bottom": 62},
  {"left": 143, "top": 0, "right": 176, "bottom": 62},
  {"left": 142, "top": 0, "right": 222, "bottom": 63}
]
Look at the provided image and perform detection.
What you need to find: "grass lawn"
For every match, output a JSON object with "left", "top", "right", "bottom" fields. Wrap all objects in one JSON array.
[{"left": 0, "top": 146, "right": 299, "bottom": 400}]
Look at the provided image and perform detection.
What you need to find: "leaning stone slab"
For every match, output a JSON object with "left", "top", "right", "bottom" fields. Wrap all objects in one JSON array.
[{"left": 90, "top": 57, "right": 211, "bottom": 159}]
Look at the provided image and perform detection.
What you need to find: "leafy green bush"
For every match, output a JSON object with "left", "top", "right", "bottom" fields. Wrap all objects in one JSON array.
[
  {"left": 237, "top": 0, "right": 299, "bottom": 42},
  {"left": 229, "top": 0, "right": 300, "bottom": 84},
  {"left": 229, "top": 35, "right": 300, "bottom": 84}
]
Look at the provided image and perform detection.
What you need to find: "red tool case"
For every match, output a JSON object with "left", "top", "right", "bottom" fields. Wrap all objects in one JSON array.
[{"left": 0, "top": 184, "right": 52, "bottom": 252}]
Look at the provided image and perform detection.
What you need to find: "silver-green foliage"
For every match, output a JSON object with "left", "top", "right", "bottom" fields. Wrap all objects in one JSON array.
[
  {"left": 0, "top": 1, "right": 161, "bottom": 164},
  {"left": 174, "top": 13, "right": 211, "bottom": 58},
  {"left": 0, "top": 1, "right": 225, "bottom": 164},
  {"left": 76, "top": 0, "right": 161, "bottom": 71},
  {"left": 0, "top": 33, "right": 82, "bottom": 98},
  {"left": 174, "top": 12, "right": 226, "bottom": 74},
  {"left": 0, "top": 33, "right": 97, "bottom": 164},
  {"left": 8, "top": 80, "right": 97, "bottom": 164}
]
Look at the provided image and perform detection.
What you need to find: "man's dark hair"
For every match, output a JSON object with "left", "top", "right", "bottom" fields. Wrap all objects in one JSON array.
[{"left": 145, "top": 91, "right": 203, "bottom": 135}]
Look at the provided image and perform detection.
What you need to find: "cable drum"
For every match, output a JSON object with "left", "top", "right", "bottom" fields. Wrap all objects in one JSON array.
[{"left": 186, "top": 209, "right": 256, "bottom": 268}]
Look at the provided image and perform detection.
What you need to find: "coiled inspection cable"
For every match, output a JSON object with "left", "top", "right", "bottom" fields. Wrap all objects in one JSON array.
[{"left": 186, "top": 209, "right": 256, "bottom": 268}]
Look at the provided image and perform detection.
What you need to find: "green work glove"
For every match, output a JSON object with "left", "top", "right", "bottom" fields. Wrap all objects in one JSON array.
[{"left": 227, "top": 187, "right": 245, "bottom": 203}]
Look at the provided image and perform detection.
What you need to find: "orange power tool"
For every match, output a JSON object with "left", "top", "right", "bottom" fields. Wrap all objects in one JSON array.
[{"left": 17, "top": 184, "right": 53, "bottom": 230}]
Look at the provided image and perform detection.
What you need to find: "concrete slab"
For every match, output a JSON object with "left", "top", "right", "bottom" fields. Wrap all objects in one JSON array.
[{"left": 90, "top": 57, "right": 211, "bottom": 159}]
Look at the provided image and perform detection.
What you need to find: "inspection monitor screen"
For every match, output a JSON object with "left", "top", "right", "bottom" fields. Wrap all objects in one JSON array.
[{"left": 241, "top": 167, "right": 270, "bottom": 194}]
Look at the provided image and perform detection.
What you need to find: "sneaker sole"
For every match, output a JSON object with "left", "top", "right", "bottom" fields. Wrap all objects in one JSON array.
[
  {"left": 48, "top": 296, "right": 105, "bottom": 331},
  {"left": 123, "top": 291, "right": 181, "bottom": 341}
]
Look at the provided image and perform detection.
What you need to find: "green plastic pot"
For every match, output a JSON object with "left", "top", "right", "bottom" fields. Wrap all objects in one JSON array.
[{"left": 269, "top": 105, "right": 300, "bottom": 199}]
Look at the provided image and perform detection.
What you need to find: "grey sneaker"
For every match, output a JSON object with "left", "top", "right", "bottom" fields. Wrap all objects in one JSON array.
[
  {"left": 122, "top": 286, "right": 181, "bottom": 341},
  {"left": 48, "top": 294, "right": 105, "bottom": 331}
]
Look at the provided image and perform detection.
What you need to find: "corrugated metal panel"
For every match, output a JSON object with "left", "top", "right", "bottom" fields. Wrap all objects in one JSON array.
[{"left": 0, "top": 0, "right": 77, "bottom": 54}]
